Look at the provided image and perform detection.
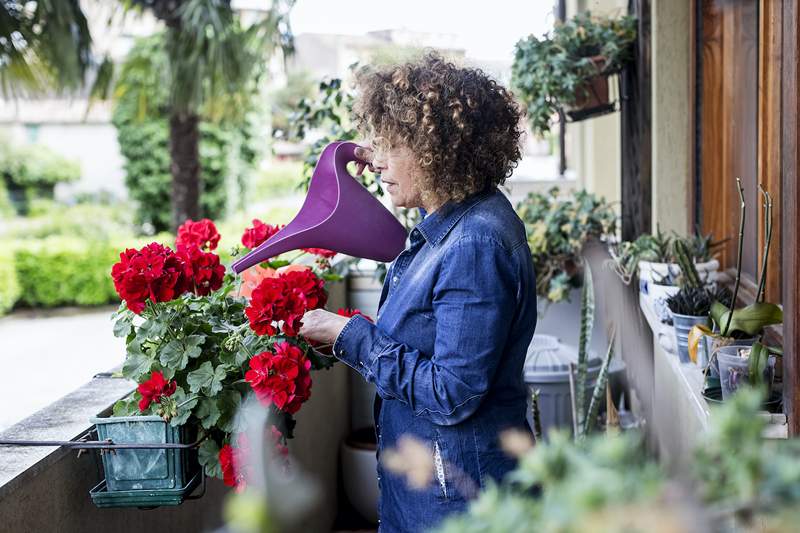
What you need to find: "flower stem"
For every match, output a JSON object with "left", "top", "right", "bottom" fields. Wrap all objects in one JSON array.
[
  {"left": 723, "top": 178, "right": 746, "bottom": 337},
  {"left": 756, "top": 185, "right": 773, "bottom": 303}
]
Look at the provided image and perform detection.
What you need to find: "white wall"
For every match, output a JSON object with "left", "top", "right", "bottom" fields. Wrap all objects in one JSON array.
[{"left": 1, "top": 121, "right": 127, "bottom": 201}]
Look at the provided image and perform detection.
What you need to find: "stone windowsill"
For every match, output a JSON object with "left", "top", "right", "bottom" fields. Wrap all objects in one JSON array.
[
  {"left": 0, "top": 371, "right": 134, "bottom": 496},
  {"left": 639, "top": 294, "right": 788, "bottom": 439}
]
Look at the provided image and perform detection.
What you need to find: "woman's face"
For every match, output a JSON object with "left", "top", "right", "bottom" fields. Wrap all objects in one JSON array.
[{"left": 372, "top": 144, "right": 426, "bottom": 210}]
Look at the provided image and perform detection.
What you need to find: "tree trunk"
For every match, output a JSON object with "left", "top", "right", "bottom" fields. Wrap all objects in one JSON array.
[{"left": 169, "top": 112, "right": 201, "bottom": 230}]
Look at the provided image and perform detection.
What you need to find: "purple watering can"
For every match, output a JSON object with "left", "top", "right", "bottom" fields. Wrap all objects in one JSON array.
[{"left": 231, "top": 141, "right": 407, "bottom": 274}]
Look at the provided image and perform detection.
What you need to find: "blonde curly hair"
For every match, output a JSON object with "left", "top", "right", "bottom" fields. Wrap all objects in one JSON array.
[{"left": 352, "top": 52, "right": 525, "bottom": 206}]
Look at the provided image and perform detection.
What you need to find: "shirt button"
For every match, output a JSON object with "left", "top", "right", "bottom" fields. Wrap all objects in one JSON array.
[{"left": 392, "top": 275, "right": 398, "bottom": 284}]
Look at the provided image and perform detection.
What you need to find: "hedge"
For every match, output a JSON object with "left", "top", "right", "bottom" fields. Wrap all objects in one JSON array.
[
  {"left": 0, "top": 248, "right": 20, "bottom": 315},
  {"left": 0, "top": 234, "right": 173, "bottom": 313}
]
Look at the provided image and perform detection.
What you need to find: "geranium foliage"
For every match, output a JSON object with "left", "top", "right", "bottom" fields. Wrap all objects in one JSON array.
[{"left": 110, "top": 218, "right": 361, "bottom": 487}]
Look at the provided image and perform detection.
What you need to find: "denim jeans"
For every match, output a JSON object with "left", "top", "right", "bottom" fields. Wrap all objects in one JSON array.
[{"left": 334, "top": 187, "right": 538, "bottom": 532}]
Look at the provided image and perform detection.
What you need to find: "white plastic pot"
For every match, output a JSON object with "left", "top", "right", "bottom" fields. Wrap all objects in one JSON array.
[
  {"left": 638, "top": 259, "right": 720, "bottom": 323},
  {"left": 341, "top": 429, "right": 379, "bottom": 525}
]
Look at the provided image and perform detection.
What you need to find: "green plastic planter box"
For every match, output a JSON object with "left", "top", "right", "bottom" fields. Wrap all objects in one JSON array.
[{"left": 90, "top": 416, "right": 197, "bottom": 492}]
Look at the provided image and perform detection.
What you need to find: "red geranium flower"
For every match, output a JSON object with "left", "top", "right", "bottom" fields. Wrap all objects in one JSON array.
[
  {"left": 244, "top": 269, "right": 327, "bottom": 337},
  {"left": 137, "top": 371, "right": 177, "bottom": 412},
  {"left": 176, "top": 218, "right": 220, "bottom": 251},
  {"left": 245, "top": 341, "right": 312, "bottom": 414},
  {"left": 219, "top": 443, "right": 247, "bottom": 492},
  {"left": 179, "top": 247, "right": 226, "bottom": 296},
  {"left": 282, "top": 268, "right": 328, "bottom": 311},
  {"left": 337, "top": 308, "right": 374, "bottom": 322},
  {"left": 244, "top": 277, "right": 288, "bottom": 336},
  {"left": 241, "top": 219, "right": 283, "bottom": 250},
  {"left": 301, "top": 247, "right": 337, "bottom": 259},
  {"left": 111, "top": 243, "right": 191, "bottom": 314}
]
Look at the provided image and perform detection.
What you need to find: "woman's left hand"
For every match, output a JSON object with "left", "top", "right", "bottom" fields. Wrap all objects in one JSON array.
[{"left": 299, "top": 309, "right": 351, "bottom": 345}]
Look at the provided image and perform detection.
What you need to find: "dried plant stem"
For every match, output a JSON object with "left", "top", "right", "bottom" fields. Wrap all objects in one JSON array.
[
  {"left": 756, "top": 185, "right": 773, "bottom": 303},
  {"left": 723, "top": 178, "right": 746, "bottom": 337}
]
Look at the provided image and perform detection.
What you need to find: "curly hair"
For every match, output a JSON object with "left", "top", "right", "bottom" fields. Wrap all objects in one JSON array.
[{"left": 352, "top": 52, "right": 524, "bottom": 206}]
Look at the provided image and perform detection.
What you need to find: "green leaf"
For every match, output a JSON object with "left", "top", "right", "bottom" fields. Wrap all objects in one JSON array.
[
  {"left": 122, "top": 341, "right": 153, "bottom": 380},
  {"left": 217, "top": 390, "right": 243, "bottom": 433},
  {"left": 184, "top": 335, "right": 205, "bottom": 356},
  {"left": 159, "top": 335, "right": 205, "bottom": 371},
  {"left": 169, "top": 386, "right": 198, "bottom": 427},
  {"left": 748, "top": 342, "right": 768, "bottom": 388},
  {"left": 713, "top": 302, "right": 783, "bottom": 336},
  {"left": 112, "top": 394, "right": 139, "bottom": 417},
  {"left": 159, "top": 339, "right": 189, "bottom": 371},
  {"left": 196, "top": 397, "right": 221, "bottom": 430},
  {"left": 113, "top": 314, "right": 133, "bottom": 338},
  {"left": 187, "top": 362, "right": 227, "bottom": 395},
  {"left": 138, "top": 317, "right": 168, "bottom": 339},
  {"left": 198, "top": 439, "right": 223, "bottom": 479}
]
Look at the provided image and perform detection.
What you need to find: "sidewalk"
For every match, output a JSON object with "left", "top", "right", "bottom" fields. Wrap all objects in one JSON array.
[{"left": 0, "top": 307, "right": 125, "bottom": 431}]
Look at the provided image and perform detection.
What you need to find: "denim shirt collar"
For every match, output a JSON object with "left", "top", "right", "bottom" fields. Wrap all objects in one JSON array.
[{"left": 415, "top": 188, "right": 495, "bottom": 246}]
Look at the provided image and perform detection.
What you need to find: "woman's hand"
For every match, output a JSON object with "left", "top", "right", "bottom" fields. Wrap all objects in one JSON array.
[
  {"left": 299, "top": 308, "right": 352, "bottom": 345},
  {"left": 354, "top": 145, "right": 376, "bottom": 176}
]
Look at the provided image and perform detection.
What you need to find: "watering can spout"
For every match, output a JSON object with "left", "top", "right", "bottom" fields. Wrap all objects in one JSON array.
[{"left": 231, "top": 141, "right": 407, "bottom": 274}]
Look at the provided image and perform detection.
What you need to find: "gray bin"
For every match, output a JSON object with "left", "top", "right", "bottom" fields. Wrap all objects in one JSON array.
[{"left": 523, "top": 335, "right": 602, "bottom": 437}]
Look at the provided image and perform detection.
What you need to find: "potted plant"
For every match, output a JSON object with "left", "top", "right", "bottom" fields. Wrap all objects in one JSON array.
[
  {"left": 664, "top": 240, "right": 733, "bottom": 365},
  {"left": 516, "top": 186, "right": 616, "bottom": 304},
  {"left": 512, "top": 12, "right": 637, "bottom": 136},
  {"left": 611, "top": 228, "right": 721, "bottom": 324},
  {"left": 688, "top": 180, "right": 783, "bottom": 402},
  {"left": 93, "top": 218, "right": 353, "bottom": 505}
]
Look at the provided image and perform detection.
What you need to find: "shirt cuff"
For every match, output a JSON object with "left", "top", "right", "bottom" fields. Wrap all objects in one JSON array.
[{"left": 332, "top": 315, "right": 379, "bottom": 373}]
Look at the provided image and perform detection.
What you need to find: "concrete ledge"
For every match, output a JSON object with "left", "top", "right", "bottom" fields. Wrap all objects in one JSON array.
[{"left": 0, "top": 371, "right": 134, "bottom": 495}]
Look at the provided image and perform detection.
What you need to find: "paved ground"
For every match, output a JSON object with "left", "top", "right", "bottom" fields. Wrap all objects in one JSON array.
[{"left": 0, "top": 306, "right": 125, "bottom": 431}]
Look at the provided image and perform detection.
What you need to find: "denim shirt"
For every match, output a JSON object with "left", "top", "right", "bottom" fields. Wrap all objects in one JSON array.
[{"left": 333, "top": 187, "right": 537, "bottom": 533}]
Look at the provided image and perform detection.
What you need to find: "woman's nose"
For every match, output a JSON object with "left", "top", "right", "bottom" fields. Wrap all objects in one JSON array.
[{"left": 372, "top": 159, "right": 388, "bottom": 173}]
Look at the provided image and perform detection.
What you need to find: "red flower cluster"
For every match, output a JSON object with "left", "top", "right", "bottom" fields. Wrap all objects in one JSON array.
[
  {"left": 241, "top": 219, "right": 282, "bottom": 250},
  {"left": 179, "top": 247, "right": 225, "bottom": 296},
  {"left": 301, "top": 247, "right": 337, "bottom": 258},
  {"left": 244, "top": 268, "right": 327, "bottom": 337},
  {"left": 337, "top": 308, "right": 374, "bottom": 322},
  {"left": 176, "top": 218, "right": 220, "bottom": 251},
  {"left": 111, "top": 243, "right": 192, "bottom": 314},
  {"left": 245, "top": 341, "right": 312, "bottom": 414},
  {"left": 219, "top": 443, "right": 247, "bottom": 492},
  {"left": 137, "top": 371, "right": 177, "bottom": 411}
]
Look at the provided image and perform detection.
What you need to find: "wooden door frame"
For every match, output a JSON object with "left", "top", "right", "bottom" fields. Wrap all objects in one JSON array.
[{"left": 782, "top": 0, "right": 800, "bottom": 436}]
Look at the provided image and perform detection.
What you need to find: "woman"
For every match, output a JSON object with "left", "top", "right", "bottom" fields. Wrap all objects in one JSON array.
[{"left": 299, "top": 53, "right": 537, "bottom": 532}]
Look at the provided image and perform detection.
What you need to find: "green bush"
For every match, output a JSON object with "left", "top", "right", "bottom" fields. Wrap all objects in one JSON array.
[
  {"left": 7, "top": 234, "right": 172, "bottom": 309},
  {"left": 11, "top": 237, "right": 120, "bottom": 308},
  {"left": 112, "top": 35, "right": 262, "bottom": 232},
  {"left": 0, "top": 248, "right": 20, "bottom": 315}
]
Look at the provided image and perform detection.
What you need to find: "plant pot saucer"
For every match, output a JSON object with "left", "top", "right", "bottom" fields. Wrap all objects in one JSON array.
[
  {"left": 89, "top": 470, "right": 203, "bottom": 509},
  {"left": 702, "top": 386, "right": 783, "bottom": 413}
]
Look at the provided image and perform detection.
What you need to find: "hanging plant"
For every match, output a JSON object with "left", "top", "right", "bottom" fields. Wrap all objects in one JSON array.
[{"left": 512, "top": 12, "right": 637, "bottom": 136}]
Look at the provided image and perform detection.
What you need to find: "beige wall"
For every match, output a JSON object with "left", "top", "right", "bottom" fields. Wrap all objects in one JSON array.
[{"left": 651, "top": 0, "right": 692, "bottom": 235}]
